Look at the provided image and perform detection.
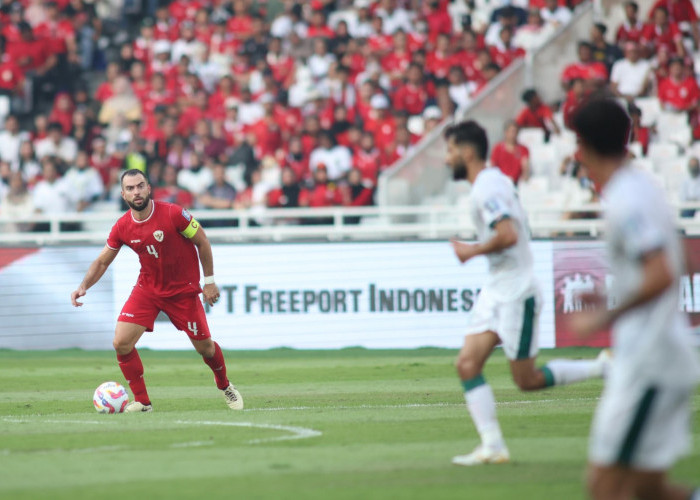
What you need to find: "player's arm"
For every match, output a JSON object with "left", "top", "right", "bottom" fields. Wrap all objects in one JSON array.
[
  {"left": 451, "top": 218, "right": 518, "bottom": 264},
  {"left": 71, "top": 245, "right": 120, "bottom": 307},
  {"left": 185, "top": 220, "right": 220, "bottom": 307}
]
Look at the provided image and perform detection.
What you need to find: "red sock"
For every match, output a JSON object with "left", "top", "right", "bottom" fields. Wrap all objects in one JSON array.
[
  {"left": 117, "top": 349, "right": 150, "bottom": 405},
  {"left": 203, "top": 342, "right": 229, "bottom": 390}
]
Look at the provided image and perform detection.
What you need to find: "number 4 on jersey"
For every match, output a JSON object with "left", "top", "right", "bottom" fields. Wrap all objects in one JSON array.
[{"left": 146, "top": 245, "right": 159, "bottom": 259}]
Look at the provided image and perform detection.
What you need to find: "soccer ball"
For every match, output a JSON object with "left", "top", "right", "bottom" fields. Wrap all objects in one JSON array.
[{"left": 93, "top": 381, "right": 129, "bottom": 413}]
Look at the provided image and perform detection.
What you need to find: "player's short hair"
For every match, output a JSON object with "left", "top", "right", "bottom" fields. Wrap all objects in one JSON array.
[
  {"left": 121, "top": 168, "right": 148, "bottom": 186},
  {"left": 444, "top": 120, "right": 489, "bottom": 160},
  {"left": 625, "top": 1, "right": 638, "bottom": 12},
  {"left": 571, "top": 98, "right": 630, "bottom": 158}
]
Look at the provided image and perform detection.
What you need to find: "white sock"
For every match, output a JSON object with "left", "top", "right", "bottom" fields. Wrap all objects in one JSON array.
[
  {"left": 465, "top": 384, "right": 505, "bottom": 451},
  {"left": 545, "top": 359, "right": 599, "bottom": 386}
]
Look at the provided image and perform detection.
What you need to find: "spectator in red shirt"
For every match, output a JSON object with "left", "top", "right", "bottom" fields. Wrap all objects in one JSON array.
[
  {"left": 426, "top": 33, "right": 455, "bottom": 82},
  {"left": 341, "top": 168, "right": 374, "bottom": 225},
  {"left": 95, "top": 62, "right": 120, "bottom": 103},
  {"left": 650, "top": 0, "right": 700, "bottom": 46},
  {"left": 617, "top": 1, "right": 645, "bottom": 43},
  {"left": 490, "top": 121, "right": 530, "bottom": 185},
  {"left": 562, "top": 78, "right": 586, "bottom": 129},
  {"left": 560, "top": 41, "right": 608, "bottom": 90},
  {"left": 0, "top": 47, "right": 25, "bottom": 98},
  {"left": 353, "top": 132, "right": 382, "bottom": 186},
  {"left": 8, "top": 22, "right": 56, "bottom": 74},
  {"left": 2, "top": 3, "right": 24, "bottom": 44},
  {"left": 642, "top": 6, "right": 686, "bottom": 56},
  {"left": 382, "top": 29, "right": 412, "bottom": 83},
  {"left": 307, "top": 8, "right": 335, "bottom": 39},
  {"left": 628, "top": 103, "right": 651, "bottom": 155},
  {"left": 282, "top": 135, "right": 309, "bottom": 182},
  {"left": 423, "top": 0, "right": 452, "bottom": 44},
  {"left": 488, "top": 26, "right": 526, "bottom": 70},
  {"left": 516, "top": 88, "right": 560, "bottom": 138},
  {"left": 34, "top": 1, "right": 76, "bottom": 56},
  {"left": 301, "top": 164, "right": 343, "bottom": 209},
  {"left": 227, "top": 0, "right": 254, "bottom": 40},
  {"left": 365, "top": 93, "right": 397, "bottom": 151},
  {"left": 657, "top": 56, "right": 700, "bottom": 111},
  {"left": 392, "top": 63, "right": 434, "bottom": 116}
]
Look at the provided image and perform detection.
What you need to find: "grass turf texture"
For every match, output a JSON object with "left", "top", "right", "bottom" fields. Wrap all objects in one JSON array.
[{"left": 0, "top": 348, "right": 698, "bottom": 500}]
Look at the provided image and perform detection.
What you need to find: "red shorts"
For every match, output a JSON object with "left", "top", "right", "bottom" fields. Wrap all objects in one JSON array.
[{"left": 118, "top": 285, "right": 211, "bottom": 340}]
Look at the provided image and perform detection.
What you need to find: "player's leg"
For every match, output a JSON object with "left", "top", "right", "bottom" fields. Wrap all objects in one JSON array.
[
  {"left": 114, "top": 321, "right": 152, "bottom": 411},
  {"left": 114, "top": 287, "right": 159, "bottom": 412},
  {"left": 453, "top": 329, "right": 508, "bottom": 466},
  {"left": 633, "top": 470, "right": 693, "bottom": 500},
  {"left": 166, "top": 293, "right": 244, "bottom": 409},
  {"left": 502, "top": 294, "right": 608, "bottom": 391},
  {"left": 587, "top": 464, "right": 635, "bottom": 500}
]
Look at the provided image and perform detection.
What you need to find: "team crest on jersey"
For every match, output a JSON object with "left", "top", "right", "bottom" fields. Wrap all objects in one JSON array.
[{"left": 153, "top": 230, "right": 164, "bottom": 242}]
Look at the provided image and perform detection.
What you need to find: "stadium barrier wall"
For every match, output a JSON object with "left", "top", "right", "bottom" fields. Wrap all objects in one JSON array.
[{"left": 2, "top": 240, "right": 699, "bottom": 350}]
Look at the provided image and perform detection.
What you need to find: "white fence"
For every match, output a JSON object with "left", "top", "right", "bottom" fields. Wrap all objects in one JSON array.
[{"left": 3, "top": 203, "right": 700, "bottom": 245}]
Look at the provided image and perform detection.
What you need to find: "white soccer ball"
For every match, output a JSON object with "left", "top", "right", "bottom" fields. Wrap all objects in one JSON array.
[{"left": 93, "top": 381, "right": 129, "bottom": 414}]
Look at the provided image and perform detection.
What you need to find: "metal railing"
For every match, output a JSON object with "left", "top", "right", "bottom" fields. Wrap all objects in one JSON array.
[{"left": 2, "top": 203, "right": 700, "bottom": 245}]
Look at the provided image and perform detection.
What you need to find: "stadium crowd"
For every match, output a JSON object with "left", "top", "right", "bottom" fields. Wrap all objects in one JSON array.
[
  {"left": 493, "top": 0, "right": 700, "bottom": 215},
  {"left": 0, "top": 0, "right": 592, "bottom": 230}
]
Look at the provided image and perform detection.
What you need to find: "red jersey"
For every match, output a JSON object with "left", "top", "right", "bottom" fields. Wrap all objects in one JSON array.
[
  {"left": 658, "top": 76, "right": 700, "bottom": 110},
  {"left": 650, "top": 0, "right": 698, "bottom": 23},
  {"left": 616, "top": 21, "right": 645, "bottom": 43},
  {"left": 106, "top": 201, "right": 201, "bottom": 297},
  {"left": 641, "top": 22, "right": 683, "bottom": 53},
  {"left": 490, "top": 142, "right": 529, "bottom": 184},
  {"left": 515, "top": 104, "right": 554, "bottom": 130}
]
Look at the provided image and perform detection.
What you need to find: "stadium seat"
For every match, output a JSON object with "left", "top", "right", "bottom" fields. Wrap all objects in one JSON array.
[
  {"left": 647, "top": 142, "right": 681, "bottom": 172},
  {"left": 528, "top": 142, "right": 559, "bottom": 178},
  {"left": 656, "top": 112, "right": 692, "bottom": 147},
  {"left": 633, "top": 97, "right": 662, "bottom": 128},
  {"left": 518, "top": 128, "right": 546, "bottom": 150}
]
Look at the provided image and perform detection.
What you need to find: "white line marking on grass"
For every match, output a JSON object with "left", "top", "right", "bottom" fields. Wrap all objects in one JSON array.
[
  {"left": 243, "top": 397, "right": 600, "bottom": 412},
  {"left": 174, "top": 420, "right": 323, "bottom": 444},
  {"left": 170, "top": 441, "right": 214, "bottom": 448},
  {"left": 1, "top": 417, "right": 322, "bottom": 446}
]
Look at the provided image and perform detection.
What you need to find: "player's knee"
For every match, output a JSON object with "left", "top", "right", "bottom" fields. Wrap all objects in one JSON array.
[
  {"left": 513, "top": 373, "right": 541, "bottom": 392},
  {"left": 112, "top": 338, "right": 133, "bottom": 356},
  {"left": 455, "top": 354, "right": 480, "bottom": 380}
]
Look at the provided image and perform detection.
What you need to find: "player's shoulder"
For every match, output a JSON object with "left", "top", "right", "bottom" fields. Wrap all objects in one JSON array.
[
  {"left": 606, "top": 165, "right": 668, "bottom": 215},
  {"left": 474, "top": 167, "right": 514, "bottom": 195}
]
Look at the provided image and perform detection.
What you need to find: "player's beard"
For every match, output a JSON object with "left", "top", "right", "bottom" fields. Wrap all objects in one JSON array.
[
  {"left": 451, "top": 161, "right": 467, "bottom": 181},
  {"left": 126, "top": 193, "right": 151, "bottom": 212}
]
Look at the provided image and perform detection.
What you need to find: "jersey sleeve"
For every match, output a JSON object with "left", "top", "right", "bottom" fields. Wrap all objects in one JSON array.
[
  {"left": 171, "top": 204, "right": 200, "bottom": 239},
  {"left": 106, "top": 220, "right": 123, "bottom": 250},
  {"left": 476, "top": 184, "right": 512, "bottom": 229},
  {"left": 614, "top": 205, "right": 666, "bottom": 260}
]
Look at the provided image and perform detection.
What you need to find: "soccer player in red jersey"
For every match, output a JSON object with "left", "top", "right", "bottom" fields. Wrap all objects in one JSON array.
[{"left": 70, "top": 169, "right": 243, "bottom": 413}]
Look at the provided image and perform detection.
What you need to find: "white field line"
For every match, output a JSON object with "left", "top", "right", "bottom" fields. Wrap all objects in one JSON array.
[
  {"left": 241, "top": 397, "right": 601, "bottom": 412},
  {"left": 175, "top": 420, "right": 323, "bottom": 444},
  {"left": 0, "top": 417, "right": 323, "bottom": 448}
]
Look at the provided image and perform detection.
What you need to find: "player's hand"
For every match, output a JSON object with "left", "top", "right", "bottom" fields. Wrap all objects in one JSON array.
[
  {"left": 450, "top": 239, "right": 479, "bottom": 264},
  {"left": 203, "top": 283, "right": 220, "bottom": 307},
  {"left": 569, "top": 309, "right": 610, "bottom": 339},
  {"left": 71, "top": 287, "right": 86, "bottom": 307}
]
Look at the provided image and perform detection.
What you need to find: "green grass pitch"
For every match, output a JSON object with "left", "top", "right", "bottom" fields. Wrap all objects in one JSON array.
[{"left": 0, "top": 348, "right": 698, "bottom": 499}]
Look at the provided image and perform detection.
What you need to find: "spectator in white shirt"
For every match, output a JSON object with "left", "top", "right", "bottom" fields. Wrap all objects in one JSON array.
[
  {"left": 681, "top": 157, "right": 700, "bottom": 217},
  {"left": 237, "top": 87, "right": 264, "bottom": 126},
  {"left": 541, "top": 0, "right": 572, "bottom": 27},
  {"left": 171, "top": 21, "right": 203, "bottom": 64},
  {"left": 447, "top": 66, "right": 476, "bottom": 114},
  {"left": 308, "top": 38, "right": 336, "bottom": 81},
  {"left": 375, "top": 0, "right": 414, "bottom": 34},
  {"left": 62, "top": 150, "right": 105, "bottom": 212},
  {"left": 610, "top": 41, "right": 652, "bottom": 99},
  {"left": 34, "top": 122, "right": 78, "bottom": 164},
  {"left": 32, "top": 156, "right": 73, "bottom": 214},
  {"left": 0, "top": 115, "right": 29, "bottom": 164},
  {"left": 309, "top": 131, "right": 352, "bottom": 181},
  {"left": 0, "top": 171, "right": 34, "bottom": 233}
]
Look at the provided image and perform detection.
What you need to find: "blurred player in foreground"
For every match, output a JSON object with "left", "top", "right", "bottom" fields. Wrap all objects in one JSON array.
[
  {"left": 444, "top": 120, "right": 610, "bottom": 466},
  {"left": 71, "top": 169, "right": 243, "bottom": 412},
  {"left": 570, "top": 99, "right": 699, "bottom": 500}
]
